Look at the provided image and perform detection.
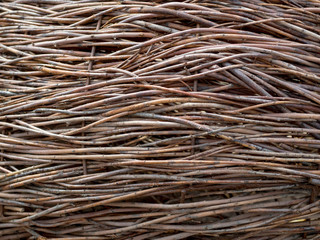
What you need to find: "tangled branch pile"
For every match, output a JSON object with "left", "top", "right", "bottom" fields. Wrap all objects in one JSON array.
[{"left": 1, "top": 0, "right": 320, "bottom": 239}]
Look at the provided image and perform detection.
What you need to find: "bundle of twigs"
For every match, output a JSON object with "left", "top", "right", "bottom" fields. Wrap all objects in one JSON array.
[{"left": 1, "top": 0, "right": 320, "bottom": 239}]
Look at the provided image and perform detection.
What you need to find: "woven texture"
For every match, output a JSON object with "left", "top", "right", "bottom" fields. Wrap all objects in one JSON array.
[{"left": 1, "top": 1, "right": 320, "bottom": 239}]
